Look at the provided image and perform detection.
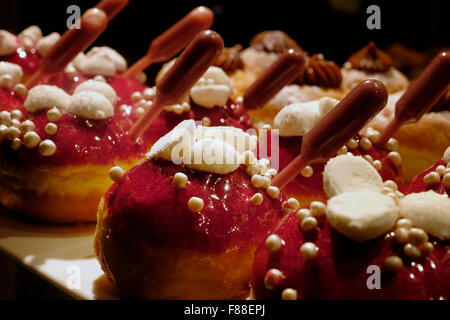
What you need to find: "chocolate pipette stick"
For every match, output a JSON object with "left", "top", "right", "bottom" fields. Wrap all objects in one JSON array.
[
  {"left": 378, "top": 51, "right": 450, "bottom": 145},
  {"left": 95, "top": 0, "right": 130, "bottom": 21},
  {"left": 272, "top": 79, "right": 388, "bottom": 189},
  {"left": 242, "top": 49, "right": 305, "bottom": 110},
  {"left": 124, "top": 6, "right": 214, "bottom": 78},
  {"left": 25, "top": 8, "right": 108, "bottom": 88},
  {"left": 128, "top": 30, "right": 224, "bottom": 141}
]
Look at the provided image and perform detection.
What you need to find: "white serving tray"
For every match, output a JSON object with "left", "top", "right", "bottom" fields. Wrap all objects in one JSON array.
[{"left": 0, "top": 207, "right": 120, "bottom": 300}]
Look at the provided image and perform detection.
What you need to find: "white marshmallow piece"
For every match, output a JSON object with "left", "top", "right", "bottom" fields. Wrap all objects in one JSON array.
[
  {"left": 18, "top": 26, "right": 42, "bottom": 46},
  {"left": 400, "top": 191, "right": 450, "bottom": 241},
  {"left": 69, "top": 91, "right": 114, "bottom": 119},
  {"left": 36, "top": 32, "right": 60, "bottom": 57},
  {"left": 186, "top": 138, "right": 242, "bottom": 174},
  {"left": 75, "top": 46, "right": 127, "bottom": 76},
  {"left": 190, "top": 66, "right": 233, "bottom": 108},
  {"left": 0, "top": 62, "right": 23, "bottom": 86},
  {"left": 326, "top": 190, "right": 399, "bottom": 242},
  {"left": 147, "top": 120, "right": 196, "bottom": 163},
  {"left": 323, "top": 154, "right": 384, "bottom": 198},
  {"left": 25, "top": 85, "right": 71, "bottom": 112},
  {"left": 274, "top": 97, "right": 339, "bottom": 137},
  {"left": 195, "top": 125, "right": 257, "bottom": 155},
  {"left": 73, "top": 80, "right": 117, "bottom": 105},
  {"left": 0, "top": 30, "right": 18, "bottom": 56}
]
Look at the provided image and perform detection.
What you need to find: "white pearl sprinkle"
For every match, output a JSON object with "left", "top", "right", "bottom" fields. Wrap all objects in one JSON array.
[
  {"left": 387, "top": 151, "right": 402, "bottom": 166},
  {"left": 423, "top": 171, "right": 440, "bottom": 185},
  {"left": 300, "top": 165, "right": 313, "bottom": 178},
  {"left": 93, "top": 75, "right": 106, "bottom": 83},
  {"left": 5, "top": 127, "right": 20, "bottom": 140},
  {"left": 131, "top": 91, "right": 143, "bottom": 102},
  {"left": 384, "top": 256, "right": 403, "bottom": 272},
  {"left": 407, "top": 228, "right": 428, "bottom": 246},
  {"left": 251, "top": 174, "right": 265, "bottom": 188},
  {"left": 435, "top": 165, "right": 446, "bottom": 177},
  {"left": 173, "top": 172, "right": 188, "bottom": 188},
  {"left": 188, "top": 197, "right": 204, "bottom": 212},
  {"left": 394, "top": 227, "right": 409, "bottom": 243},
  {"left": 264, "top": 269, "right": 284, "bottom": 290},
  {"left": 404, "top": 243, "right": 421, "bottom": 260},
  {"left": 443, "top": 173, "right": 450, "bottom": 188},
  {"left": 297, "top": 208, "right": 311, "bottom": 222},
  {"left": 310, "top": 201, "right": 326, "bottom": 216},
  {"left": 0, "top": 124, "right": 7, "bottom": 140},
  {"left": 11, "top": 137, "right": 22, "bottom": 150},
  {"left": 266, "top": 186, "right": 280, "bottom": 199},
  {"left": 385, "top": 138, "right": 399, "bottom": 151},
  {"left": 260, "top": 176, "right": 271, "bottom": 189},
  {"left": 266, "top": 234, "right": 283, "bottom": 253},
  {"left": 300, "top": 242, "right": 319, "bottom": 259},
  {"left": 21, "top": 120, "right": 35, "bottom": 132},
  {"left": 281, "top": 288, "right": 297, "bottom": 300},
  {"left": 266, "top": 168, "right": 278, "bottom": 177},
  {"left": 143, "top": 87, "right": 155, "bottom": 100},
  {"left": 201, "top": 117, "right": 211, "bottom": 127},
  {"left": 47, "top": 107, "right": 61, "bottom": 122},
  {"left": 372, "top": 160, "right": 382, "bottom": 171},
  {"left": 0, "top": 111, "right": 11, "bottom": 125},
  {"left": 287, "top": 198, "right": 300, "bottom": 211},
  {"left": 135, "top": 107, "right": 146, "bottom": 118},
  {"left": 0, "top": 74, "right": 13, "bottom": 89},
  {"left": 359, "top": 137, "right": 372, "bottom": 151},
  {"left": 396, "top": 218, "right": 412, "bottom": 229},
  {"left": 39, "top": 139, "right": 57, "bottom": 156},
  {"left": 10, "top": 119, "right": 21, "bottom": 129},
  {"left": 10, "top": 110, "right": 23, "bottom": 120},
  {"left": 367, "top": 129, "right": 381, "bottom": 143},
  {"left": 346, "top": 138, "right": 358, "bottom": 149},
  {"left": 13, "top": 83, "right": 27, "bottom": 97},
  {"left": 301, "top": 216, "right": 318, "bottom": 231},
  {"left": 384, "top": 180, "right": 398, "bottom": 191},
  {"left": 337, "top": 145, "right": 348, "bottom": 155},
  {"left": 44, "top": 123, "right": 58, "bottom": 135}
]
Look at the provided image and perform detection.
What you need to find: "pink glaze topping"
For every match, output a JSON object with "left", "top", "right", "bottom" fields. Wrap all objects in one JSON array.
[{"left": 105, "top": 159, "right": 285, "bottom": 253}]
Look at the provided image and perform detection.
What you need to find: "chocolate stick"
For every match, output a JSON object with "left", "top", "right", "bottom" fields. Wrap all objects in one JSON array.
[
  {"left": 124, "top": 6, "right": 214, "bottom": 78},
  {"left": 95, "top": 0, "right": 130, "bottom": 21},
  {"left": 128, "top": 30, "right": 223, "bottom": 141},
  {"left": 378, "top": 51, "right": 450, "bottom": 145},
  {"left": 25, "top": 8, "right": 108, "bottom": 88},
  {"left": 242, "top": 49, "right": 305, "bottom": 110},
  {"left": 272, "top": 79, "right": 388, "bottom": 189}
]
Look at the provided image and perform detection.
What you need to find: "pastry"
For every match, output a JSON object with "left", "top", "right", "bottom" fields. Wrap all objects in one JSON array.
[
  {"left": 341, "top": 41, "right": 409, "bottom": 95},
  {"left": 95, "top": 120, "right": 285, "bottom": 299}
]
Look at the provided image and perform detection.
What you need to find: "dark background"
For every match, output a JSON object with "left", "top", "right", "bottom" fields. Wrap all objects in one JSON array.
[{"left": 0, "top": 0, "right": 449, "bottom": 81}]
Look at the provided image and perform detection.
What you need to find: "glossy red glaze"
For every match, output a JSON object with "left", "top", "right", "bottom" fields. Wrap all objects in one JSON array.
[
  {"left": 105, "top": 159, "right": 285, "bottom": 253},
  {"left": 252, "top": 212, "right": 450, "bottom": 299},
  {"left": 257, "top": 131, "right": 402, "bottom": 201},
  {"left": 401, "top": 160, "right": 449, "bottom": 196}
]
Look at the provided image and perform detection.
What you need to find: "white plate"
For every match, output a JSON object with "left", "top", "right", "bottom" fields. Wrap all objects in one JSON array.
[{"left": 0, "top": 207, "right": 121, "bottom": 300}]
